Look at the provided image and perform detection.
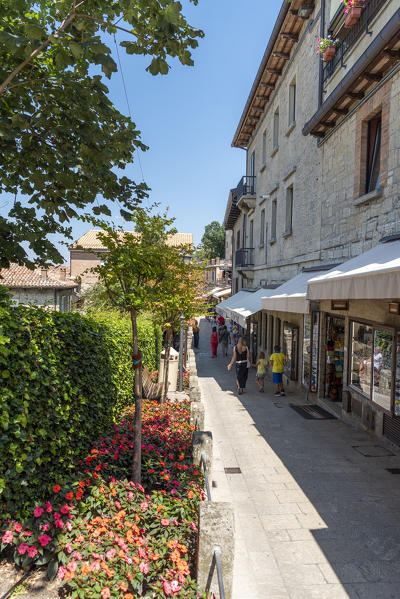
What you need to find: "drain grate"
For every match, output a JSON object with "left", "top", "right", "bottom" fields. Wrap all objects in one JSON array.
[
  {"left": 353, "top": 445, "right": 395, "bottom": 457},
  {"left": 386, "top": 468, "right": 400, "bottom": 474},
  {"left": 224, "top": 467, "right": 241, "bottom": 474}
]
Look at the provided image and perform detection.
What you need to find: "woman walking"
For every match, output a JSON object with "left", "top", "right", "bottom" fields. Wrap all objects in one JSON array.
[
  {"left": 193, "top": 320, "right": 200, "bottom": 349},
  {"left": 227, "top": 337, "right": 250, "bottom": 394},
  {"left": 210, "top": 326, "right": 219, "bottom": 358}
]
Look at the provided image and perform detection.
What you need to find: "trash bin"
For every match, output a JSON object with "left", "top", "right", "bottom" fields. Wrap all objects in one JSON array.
[{"left": 158, "top": 347, "right": 179, "bottom": 393}]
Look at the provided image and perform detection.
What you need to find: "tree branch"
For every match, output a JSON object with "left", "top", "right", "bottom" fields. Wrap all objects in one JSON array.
[{"left": 75, "top": 14, "right": 134, "bottom": 36}]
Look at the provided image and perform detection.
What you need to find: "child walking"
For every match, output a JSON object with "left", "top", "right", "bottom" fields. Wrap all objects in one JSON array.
[
  {"left": 269, "top": 345, "right": 287, "bottom": 396},
  {"left": 254, "top": 351, "right": 268, "bottom": 392}
]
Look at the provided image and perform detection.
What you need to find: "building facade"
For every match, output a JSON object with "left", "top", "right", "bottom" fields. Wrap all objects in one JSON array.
[{"left": 219, "top": 0, "right": 400, "bottom": 443}]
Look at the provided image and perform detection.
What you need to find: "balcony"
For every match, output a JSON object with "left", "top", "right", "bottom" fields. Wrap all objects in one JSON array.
[
  {"left": 235, "top": 248, "right": 255, "bottom": 269},
  {"left": 322, "top": 0, "right": 388, "bottom": 87}
]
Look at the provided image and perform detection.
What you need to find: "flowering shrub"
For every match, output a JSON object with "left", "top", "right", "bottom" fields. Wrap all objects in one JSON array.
[
  {"left": 316, "top": 37, "right": 340, "bottom": 56},
  {"left": 343, "top": 0, "right": 366, "bottom": 14},
  {"left": 1, "top": 401, "right": 209, "bottom": 598}
]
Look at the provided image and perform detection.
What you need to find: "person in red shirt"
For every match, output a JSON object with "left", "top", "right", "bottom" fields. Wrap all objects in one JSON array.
[{"left": 210, "top": 326, "right": 219, "bottom": 357}]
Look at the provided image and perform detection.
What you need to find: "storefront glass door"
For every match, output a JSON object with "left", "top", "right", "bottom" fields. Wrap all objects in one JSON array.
[
  {"left": 303, "top": 313, "right": 319, "bottom": 392},
  {"left": 325, "top": 315, "right": 345, "bottom": 401}
]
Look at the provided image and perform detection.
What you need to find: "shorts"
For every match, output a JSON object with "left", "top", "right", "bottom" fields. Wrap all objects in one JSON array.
[
  {"left": 272, "top": 372, "right": 283, "bottom": 384},
  {"left": 256, "top": 373, "right": 265, "bottom": 380}
]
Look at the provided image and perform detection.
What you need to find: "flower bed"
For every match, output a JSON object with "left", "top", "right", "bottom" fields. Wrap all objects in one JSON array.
[{"left": 1, "top": 401, "right": 210, "bottom": 598}]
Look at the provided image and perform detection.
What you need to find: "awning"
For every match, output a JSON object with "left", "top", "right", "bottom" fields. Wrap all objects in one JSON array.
[
  {"left": 217, "top": 288, "right": 276, "bottom": 328},
  {"left": 307, "top": 240, "right": 400, "bottom": 300},
  {"left": 212, "top": 287, "right": 231, "bottom": 300},
  {"left": 201, "top": 286, "right": 224, "bottom": 299},
  {"left": 263, "top": 270, "right": 329, "bottom": 314}
]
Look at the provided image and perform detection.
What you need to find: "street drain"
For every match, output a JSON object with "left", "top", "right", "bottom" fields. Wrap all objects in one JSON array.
[
  {"left": 386, "top": 468, "right": 400, "bottom": 474},
  {"left": 353, "top": 445, "right": 395, "bottom": 457},
  {"left": 224, "top": 467, "right": 241, "bottom": 474}
]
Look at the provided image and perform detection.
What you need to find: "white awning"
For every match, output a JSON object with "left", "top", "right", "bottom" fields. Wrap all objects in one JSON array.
[
  {"left": 212, "top": 287, "right": 231, "bottom": 299},
  {"left": 262, "top": 270, "right": 329, "bottom": 314},
  {"left": 307, "top": 240, "right": 400, "bottom": 300},
  {"left": 217, "top": 288, "right": 276, "bottom": 328},
  {"left": 201, "top": 286, "right": 224, "bottom": 299}
]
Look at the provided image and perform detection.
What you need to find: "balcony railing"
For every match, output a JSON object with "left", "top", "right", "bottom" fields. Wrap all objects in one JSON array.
[
  {"left": 322, "top": 0, "right": 387, "bottom": 87},
  {"left": 235, "top": 176, "right": 256, "bottom": 202},
  {"left": 235, "top": 248, "right": 254, "bottom": 268}
]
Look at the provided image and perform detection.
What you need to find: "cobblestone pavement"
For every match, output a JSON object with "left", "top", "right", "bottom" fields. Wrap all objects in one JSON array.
[{"left": 195, "top": 319, "right": 400, "bottom": 599}]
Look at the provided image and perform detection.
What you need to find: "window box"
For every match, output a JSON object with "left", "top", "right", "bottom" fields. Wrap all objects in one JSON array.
[
  {"left": 322, "top": 45, "right": 336, "bottom": 62},
  {"left": 344, "top": 5, "right": 363, "bottom": 28}
]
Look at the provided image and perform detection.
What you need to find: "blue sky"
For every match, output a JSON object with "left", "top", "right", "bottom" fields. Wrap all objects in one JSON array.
[{"left": 2, "top": 0, "right": 283, "bottom": 261}]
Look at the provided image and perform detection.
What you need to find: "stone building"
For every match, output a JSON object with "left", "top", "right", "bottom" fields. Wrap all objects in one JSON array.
[
  {"left": 218, "top": 0, "right": 400, "bottom": 443},
  {"left": 0, "top": 264, "right": 77, "bottom": 311}
]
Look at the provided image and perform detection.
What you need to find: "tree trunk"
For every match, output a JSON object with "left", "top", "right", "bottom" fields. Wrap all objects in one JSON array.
[
  {"left": 130, "top": 309, "right": 142, "bottom": 484},
  {"left": 161, "top": 330, "right": 172, "bottom": 404}
]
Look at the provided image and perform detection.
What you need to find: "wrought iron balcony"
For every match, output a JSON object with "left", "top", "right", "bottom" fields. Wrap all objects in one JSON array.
[
  {"left": 322, "top": 0, "right": 387, "bottom": 87},
  {"left": 235, "top": 176, "right": 256, "bottom": 202},
  {"left": 235, "top": 248, "right": 254, "bottom": 269}
]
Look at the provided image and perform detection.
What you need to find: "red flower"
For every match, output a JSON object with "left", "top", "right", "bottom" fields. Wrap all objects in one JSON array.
[
  {"left": 66, "top": 492, "right": 74, "bottom": 500},
  {"left": 53, "top": 485, "right": 61, "bottom": 494}
]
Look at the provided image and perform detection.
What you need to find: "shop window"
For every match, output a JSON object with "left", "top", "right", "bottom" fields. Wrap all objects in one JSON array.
[
  {"left": 271, "top": 200, "right": 277, "bottom": 241},
  {"left": 366, "top": 113, "right": 381, "bottom": 193},
  {"left": 283, "top": 323, "right": 299, "bottom": 381},
  {"left": 303, "top": 313, "right": 319, "bottom": 392},
  {"left": 260, "top": 209, "right": 265, "bottom": 245},
  {"left": 350, "top": 322, "right": 373, "bottom": 397},
  {"left": 273, "top": 108, "right": 279, "bottom": 150},
  {"left": 289, "top": 78, "right": 296, "bottom": 127},
  {"left": 325, "top": 315, "right": 345, "bottom": 401},
  {"left": 372, "top": 329, "right": 393, "bottom": 412},
  {"left": 285, "top": 186, "right": 293, "bottom": 235}
]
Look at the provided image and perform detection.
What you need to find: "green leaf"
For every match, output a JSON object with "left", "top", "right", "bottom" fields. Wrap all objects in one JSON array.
[{"left": 47, "top": 559, "right": 58, "bottom": 581}]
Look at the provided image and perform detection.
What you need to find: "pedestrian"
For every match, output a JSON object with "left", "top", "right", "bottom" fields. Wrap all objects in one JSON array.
[
  {"left": 254, "top": 351, "right": 268, "bottom": 392},
  {"left": 269, "top": 345, "right": 287, "bottom": 396},
  {"left": 220, "top": 325, "right": 229, "bottom": 357},
  {"left": 227, "top": 336, "right": 250, "bottom": 394},
  {"left": 210, "top": 326, "right": 219, "bottom": 358},
  {"left": 193, "top": 320, "right": 200, "bottom": 349},
  {"left": 218, "top": 314, "right": 225, "bottom": 327}
]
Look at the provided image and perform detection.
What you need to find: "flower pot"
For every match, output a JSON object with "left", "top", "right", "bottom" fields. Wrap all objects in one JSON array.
[
  {"left": 344, "top": 5, "right": 363, "bottom": 28},
  {"left": 322, "top": 46, "right": 336, "bottom": 62}
]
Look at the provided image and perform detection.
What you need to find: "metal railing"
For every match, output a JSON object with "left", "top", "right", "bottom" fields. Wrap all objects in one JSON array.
[
  {"left": 235, "top": 247, "right": 255, "bottom": 268},
  {"left": 322, "top": 0, "right": 387, "bottom": 86},
  {"left": 235, "top": 175, "right": 256, "bottom": 201}
]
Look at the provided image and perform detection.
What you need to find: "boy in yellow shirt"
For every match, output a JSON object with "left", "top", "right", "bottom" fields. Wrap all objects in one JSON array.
[{"left": 269, "top": 345, "right": 287, "bottom": 397}]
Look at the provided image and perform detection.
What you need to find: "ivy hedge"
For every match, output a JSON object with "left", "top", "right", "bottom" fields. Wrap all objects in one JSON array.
[{"left": 0, "top": 305, "right": 162, "bottom": 519}]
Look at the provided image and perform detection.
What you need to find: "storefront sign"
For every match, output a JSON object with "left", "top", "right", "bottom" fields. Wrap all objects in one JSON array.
[{"left": 331, "top": 300, "right": 349, "bottom": 311}]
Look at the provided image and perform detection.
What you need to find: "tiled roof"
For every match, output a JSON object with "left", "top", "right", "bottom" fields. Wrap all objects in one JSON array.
[
  {"left": 0, "top": 264, "right": 77, "bottom": 289},
  {"left": 70, "top": 230, "right": 193, "bottom": 250}
]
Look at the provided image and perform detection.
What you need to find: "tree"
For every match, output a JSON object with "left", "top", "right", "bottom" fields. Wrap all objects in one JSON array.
[
  {"left": 94, "top": 207, "right": 179, "bottom": 483},
  {"left": 201, "top": 221, "right": 226, "bottom": 259},
  {"left": 0, "top": 0, "right": 203, "bottom": 268}
]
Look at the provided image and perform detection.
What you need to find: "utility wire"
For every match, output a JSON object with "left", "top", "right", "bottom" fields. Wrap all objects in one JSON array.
[{"left": 113, "top": 33, "right": 145, "bottom": 185}]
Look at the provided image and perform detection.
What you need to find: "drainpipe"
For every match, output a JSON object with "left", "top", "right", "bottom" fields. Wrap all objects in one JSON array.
[{"left": 318, "top": 0, "right": 326, "bottom": 108}]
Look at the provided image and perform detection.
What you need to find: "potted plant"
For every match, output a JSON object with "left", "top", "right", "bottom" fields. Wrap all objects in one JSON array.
[
  {"left": 317, "top": 38, "right": 340, "bottom": 62},
  {"left": 343, "top": 0, "right": 366, "bottom": 28}
]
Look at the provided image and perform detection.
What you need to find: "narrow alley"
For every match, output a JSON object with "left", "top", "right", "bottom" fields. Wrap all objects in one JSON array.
[{"left": 195, "top": 319, "right": 400, "bottom": 599}]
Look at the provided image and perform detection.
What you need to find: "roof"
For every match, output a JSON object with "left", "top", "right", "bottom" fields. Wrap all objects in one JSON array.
[
  {"left": 70, "top": 230, "right": 193, "bottom": 251},
  {"left": 307, "top": 239, "right": 400, "bottom": 300},
  {"left": 262, "top": 270, "right": 331, "bottom": 314},
  {"left": 232, "top": 0, "right": 314, "bottom": 148},
  {"left": 0, "top": 264, "right": 77, "bottom": 290}
]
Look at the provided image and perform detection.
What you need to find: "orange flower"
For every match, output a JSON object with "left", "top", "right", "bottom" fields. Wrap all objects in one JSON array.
[
  {"left": 81, "top": 563, "right": 92, "bottom": 577},
  {"left": 125, "top": 594, "right": 134, "bottom": 599},
  {"left": 156, "top": 505, "right": 165, "bottom": 513},
  {"left": 66, "top": 492, "right": 74, "bottom": 500},
  {"left": 120, "top": 582, "right": 128, "bottom": 592},
  {"left": 95, "top": 464, "right": 102, "bottom": 471},
  {"left": 64, "top": 571, "right": 74, "bottom": 582},
  {"left": 170, "top": 549, "right": 180, "bottom": 563},
  {"left": 132, "top": 555, "right": 140, "bottom": 565},
  {"left": 187, "top": 491, "right": 194, "bottom": 499},
  {"left": 111, "top": 488, "right": 117, "bottom": 497},
  {"left": 178, "top": 543, "right": 188, "bottom": 554}
]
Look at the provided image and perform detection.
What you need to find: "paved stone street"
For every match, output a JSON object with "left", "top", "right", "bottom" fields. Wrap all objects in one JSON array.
[{"left": 195, "top": 319, "right": 400, "bottom": 599}]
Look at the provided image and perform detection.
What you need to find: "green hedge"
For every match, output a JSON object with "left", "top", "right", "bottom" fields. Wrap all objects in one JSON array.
[{"left": 0, "top": 306, "right": 161, "bottom": 519}]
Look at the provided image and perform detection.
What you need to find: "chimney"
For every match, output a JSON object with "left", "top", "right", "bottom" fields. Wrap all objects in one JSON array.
[
  {"left": 60, "top": 268, "right": 66, "bottom": 281},
  {"left": 41, "top": 268, "right": 48, "bottom": 279}
]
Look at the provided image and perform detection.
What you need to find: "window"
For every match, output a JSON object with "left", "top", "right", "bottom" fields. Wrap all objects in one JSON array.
[
  {"left": 236, "top": 229, "right": 240, "bottom": 250},
  {"left": 271, "top": 199, "right": 277, "bottom": 241},
  {"left": 285, "top": 186, "right": 293, "bottom": 235},
  {"left": 366, "top": 113, "right": 381, "bottom": 193},
  {"left": 289, "top": 78, "right": 296, "bottom": 126},
  {"left": 273, "top": 109, "right": 279, "bottom": 150},
  {"left": 303, "top": 313, "right": 319, "bottom": 391},
  {"left": 249, "top": 220, "right": 254, "bottom": 249},
  {"left": 262, "top": 131, "right": 267, "bottom": 165},
  {"left": 242, "top": 214, "right": 247, "bottom": 247},
  {"left": 268, "top": 315, "right": 274, "bottom": 355},
  {"left": 249, "top": 150, "right": 255, "bottom": 178},
  {"left": 372, "top": 329, "right": 393, "bottom": 412},
  {"left": 260, "top": 209, "right": 265, "bottom": 245},
  {"left": 350, "top": 322, "right": 373, "bottom": 398},
  {"left": 283, "top": 323, "right": 299, "bottom": 381}
]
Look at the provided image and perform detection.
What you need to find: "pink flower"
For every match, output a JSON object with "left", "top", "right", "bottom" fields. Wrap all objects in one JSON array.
[
  {"left": 101, "top": 588, "right": 111, "bottom": 599},
  {"left": 74, "top": 551, "right": 82, "bottom": 560},
  {"left": 2, "top": 530, "right": 13, "bottom": 544},
  {"left": 58, "top": 566, "right": 67, "bottom": 580},
  {"left": 115, "top": 500, "right": 121, "bottom": 509},
  {"left": 163, "top": 580, "right": 172, "bottom": 596},
  {"left": 60, "top": 505, "right": 70, "bottom": 515},
  {"left": 67, "top": 560, "right": 77, "bottom": 573},
  {"left": 105, "top": 548, "right": 116, "bottom": 560},
  {"left": 39, "top": 534, "right": 51, "bottom": 547},
  {"left": 66, "top": 521, "right": 73, "bottom": 532},
  {"left": 137, "top": 483, "right": 144, "bottom": 492},
  {"left": 41, "top": 523, "right": 50, "bottom": 532},
  {"left": 33, "top": 507, "right": 44, "bottom": 518},
  {"left": 46, "top": 501, "right": 52, "bottom": 513},
  {"left": 92, "top": 561, "right": 100, "bottom": 571},
  {"left": 66, "top": 543, "right": 73, "bottom": 554},
  {"left": 128, "top": 491, "right": 134, "bottom": 499},
  {"left": 171, "top": 580, "right": 182, "bottom": 594},
  {"left": 14, "top": 523, "right": 22, "bottom": 533},
  {"left": 17, "top": 543, "right": 29, "bottom": 555},
  {"left": 140, "top": 501, "right": 148, "bottom": 511},
  {"left": 28, "top": 546, "right": 38, "bottom": 558},
  {"left": 125, "top": 556, "right": 132, "bottom": 565},
  {"left": 55, "top": 519, "right": 64, "bottom": 529},
  {"left": 139, "top": 561, "right": 149, "bottom": 574},
  {"left": 161, "top": 519, "right": 170, "bottom": 526}
]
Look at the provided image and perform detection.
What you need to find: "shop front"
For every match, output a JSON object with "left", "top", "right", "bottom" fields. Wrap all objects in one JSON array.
[{"left": 307, "top": 238, "right": 400, "bottom": 444}]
